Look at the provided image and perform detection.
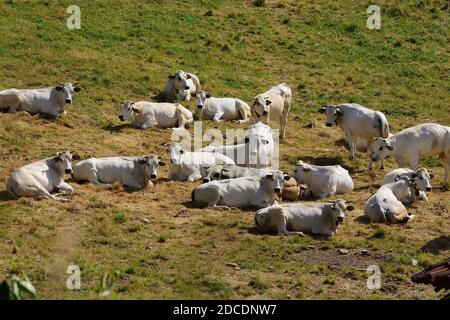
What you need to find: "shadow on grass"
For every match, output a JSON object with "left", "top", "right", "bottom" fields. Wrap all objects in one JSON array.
[
  {"left": 355, "top": 215, "right": 372, "bottom": 225},
  {"left": 0, "top": 191, "right": 14, "bottom": 202},
  {"left": 102, "top": 123, "right": 130, "bottom": 133},
  {"left": 421, "top": 236, "right": 450, "bottom": 254},
  {"left": 335, "top": 138, "right": 349, "bottom": 150},
  {"left": 298, "top": 155, "right": 346, "bottom": 167},
  {"left": 151, "top": 91, "right": 168, "bottom": 102},
  {"left": 246, "top": 226, "right": 332, "bottom": 239}
]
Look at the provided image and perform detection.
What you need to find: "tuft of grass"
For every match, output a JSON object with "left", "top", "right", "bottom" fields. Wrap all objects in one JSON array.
[{"left": 113, "top": 214, "right": 126, "bottom": 224}]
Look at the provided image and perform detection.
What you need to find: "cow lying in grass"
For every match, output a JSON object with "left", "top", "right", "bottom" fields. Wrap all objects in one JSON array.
[
  {"left": 72, "top": 155, "right": 164, "bottom": 190},
  {"left": 254, "top": 200, "right": 354, "bottom": 236},
  {"left": 0, "top": 83, "right": 81, "bottom": 118},
  {"left": 382, "top": 167, "right": 433, "bottom": 203},
  {"left": 364, "top": 176, "right": 417, "bottom": 224},
  {"left": 6, "top": 151, "right": 79, "bottom": 202},
  {"left": 191, "top": 170, "right": 290, "bottom": 209},
  {"left": 118, "top": 101, "right": 193, "bottom": 129}
]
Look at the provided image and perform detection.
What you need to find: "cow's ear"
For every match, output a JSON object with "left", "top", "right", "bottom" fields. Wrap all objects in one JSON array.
[
  {"left": 265, "top": 99, "right": 272, "bottom": 105},
  {"left": 158, "top": 161, "right": 166, "bottom": 166},
  {"left": 203, "top": 166, "right": 210, "bottom": 170},
  {"left": 265, "top": 174, "right": 273, "bottom": 180},
  {"left": 429, "top": 173, "right": 434, "bottom": 179},
  {"left": 138, "top": 158, "right": 147, "bottom": 165},
  {"left": 190, "top": 92, "right": 196, "bottom": 97},
  {"left": 222, "top": 168, "right": 229, "bottom": 172},
  {"left": 346, "top": 205, "right": 355, "bottom": 211},
  {"left": 72, "top": 154, "right": 81, "bottom": 160},
  {"left": 213, "top": 172, "right": 220, "bottom": 179},
  {"left": 53, "top": 154, "right": 62, "bottom": 162},
  {"left": 131, "top": 106, "right": 141, "bottom": 113},
  {"left": 336, "top": 107, "right": 343, "bottom": 115},
  {"left": 186, "top": 74, "right": 191, "bottom": 79},
  {"left": 205, "top": 93, "right": 211, "bottom": 99},
  {"left": 318, "top": 106, "right": 327, "bottom": 113},
  {"left": 302, "top": 167, "right": 311, "bottom": 172},
  {"left": 55, "top": 85, "right": 63, "bottom": 91},
  {"left": 411, "top": 173, "right": 417, "bottom": 179},
  {"left": 74, "top": 86, "right": 81, "bottom": 92},
  {"left": 284, "top": 174, "right": 291, "bottom": 181},
  {"left": 387, "top": 145, "right": 394, "bottom": 151},
  {"left": 168, "top": 75, "right": 175, "bottom": 79},
  {"left": 394, "top": 174, "right": 401, "bottom": 182}
]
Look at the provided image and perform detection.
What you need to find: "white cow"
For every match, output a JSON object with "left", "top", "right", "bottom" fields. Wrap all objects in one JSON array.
[
  {"left": 199, "top": 122, "right": 275, "bottom": 168},
  {"left": 118, "top": 101, "right": 193, "bottom": 129},
  {"left": 371, "top": 123, "right": 450, "bottom": 184},
  {"left": 6, "top": 151, "right": 79, "bottom": 202},
  {"left": 364, "top": 176, "right": 416, "bottom": 224},
  {"left": 250, "top": 83, "right": 291, "bottom": 140},
  {"left": 191, "top": 90, "right": 251, "bottom": 123},
  {"left": 72, "top": 155, "right": 164, "bottom": 190},
  {"left": 163, "top": 70, "right": 201, "bottom": 102},
  {"left": 199, "top": 164, "right": 271, "bottom": 183},
  {"left": 382, "top": 168, "right": 433, "bottom": 203},
  {"left": 0, "top": 83, "right": 81, "bottom": 118},
  {"left": 318, "top": 103, "right": 390, "bottom": 170},
  {"left": 167, "top": 143, "right": 235, "bottom": 182},
  {"left": 291, "top": 160, "right": 353, "bottom": 198},
  {"left": 254, "top": 200, "right": 354, "bottom": 236},
  {"left": 191, "top": 170, "right": 290, "bottom": 209}
]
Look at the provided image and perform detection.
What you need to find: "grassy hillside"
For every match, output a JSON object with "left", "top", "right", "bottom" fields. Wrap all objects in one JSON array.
[{"left": 0, "top": 0, "right": 449, "bottom": 299}]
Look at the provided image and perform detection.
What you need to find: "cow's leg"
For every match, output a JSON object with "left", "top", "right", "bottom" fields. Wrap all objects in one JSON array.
[
  {"left": 408, "top": 153, "right": 419, "bottom": 171},
  {"left": 236, "top": 104, "right": 249, "bottom": 124},
  {"left": 141, "top": 118, "right": 158, "bottom": 129},
  {"left": 88, "top": 171, "right": 101, "bottom": 185},
  {"left": 367, "top": 139, "right": 374, "bottom": 170},
  {"left": 280, "top": 107, "right": 289, "bottom": 141},
  {"left": 56, "top": 181, "right": 73, "bottom": 194},
  {"left": 344, "top": 130, "right": 355, "bottom": 160},
  {"left": 439, "top": 151, "right": 450, "bottom": 184},
  {"left": 33, "top": 186, "right": 69, "bottom": 202},
  {"left": 311, "top": 225, "right": 333, "bottom": 236},
  {"left": 276, "top": 214, "right": 305, "bottom": 236},
  {"left": 212, "top": 110, "right": 224, "bottom": 122},
  {"left": 187, "top": 171, "right": 202, "bottom": 182}
]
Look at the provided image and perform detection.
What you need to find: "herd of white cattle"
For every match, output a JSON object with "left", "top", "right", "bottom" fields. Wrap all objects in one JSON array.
[{"left": 1, "top": 70, "right": 449, "bottom": 237}]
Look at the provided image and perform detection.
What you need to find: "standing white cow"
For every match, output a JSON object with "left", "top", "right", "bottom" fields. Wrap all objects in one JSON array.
[
  {"left": 250, "top": 83, "right": 292, "bottom": 140},
  {"left": 318, "top": 103, "right": 390, "bottom": 170},
  {"left": 191, "top": 170, "right": 290, "bottom": 209},
  {"left": 191, "top": 90, "right": 251, "bottom": 123},
  {"left": 72, "top": 155, "right": 164, "bottom": 190},
  {"left": 167, "top": 143, "right": 235, "bottom": 182},
  {"left": 254, "top": 200, "right": 354, "bottom": 236},
  {"left": 6, "top": 151, "right": 79, "bottom": 202},
  {"left": 291, "top": 161, "right": 353, "bottom": 198},
  {"left": 199, "top": 121, "right": 275, "bottom": 168},
  {"left": 382, "top": 168, "right": 433, "bottom": 203},
  {"left": 371, "top": 123, "right": 450, "bottom": 184},
  {"left": 364, "top": 176, "right": 417, "bottom": 224},
  {"left": 0, "top": 83, "right": 81, "bottom": 118},
  {"left": 118, "top": 101, "right": 193, "bottom": 129},
  {"left": 163, "top": 70, "right": 201, "bottom": 102}
]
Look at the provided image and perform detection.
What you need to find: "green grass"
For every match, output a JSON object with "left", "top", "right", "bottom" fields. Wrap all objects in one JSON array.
[{"left": 0, "top": 0, "right": 449, "bottom": 300}]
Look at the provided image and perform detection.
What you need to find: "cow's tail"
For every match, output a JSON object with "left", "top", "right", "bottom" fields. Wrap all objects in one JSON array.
[{"left": 376, "top": 111, "right": 390, "bottom": 138}]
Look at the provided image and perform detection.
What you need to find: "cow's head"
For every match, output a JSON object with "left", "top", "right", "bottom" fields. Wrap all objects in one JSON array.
[
  {"left": 291, "top": 160, "right": 312, "bottom": 184},
  {"left": 200, "top": 165, "right": 223, "bottom": 183},
  {"left": 138, "top": 155, "right": 165, "bottom": 180},
  {"left": 318, "top": 104, "right": 342, "bottom": 127},
  {"left": 55, "top": 83, "right": 81, "bottom": 104},
  {"left": 191, "top": 90, "right": 211, "bottom": 112},
  {"left": 168, "top": 70, "right": 192, "bottom": 91},
  {"left": 371, "top": 137, "right": 394, "bottom": 162},
  {"left": 252, "top": 95, "right": 271, "bottom": 124},
  {"left": 177, "top": 89, "right": 191, "bottom": 102},
  {"left": 327, "top": 200, "right": 354, "bottom": 229},
  {"left": 265, "top": 170, "right": 290, "bottom": 196},
  {"left": 118, "top": 101, "right": 139, "bottom": 121},
  {"left": 393, "top": 175, "right": 416, "bottom": 198},
  {"left": 166, "top": 143, "right": 185, "bottom": 166},
  {"left": 52, "top": 151, "right": 80, "bottom": 175},
  {"left": 413, "top": 168, "right": 433, "bottom": 192}
]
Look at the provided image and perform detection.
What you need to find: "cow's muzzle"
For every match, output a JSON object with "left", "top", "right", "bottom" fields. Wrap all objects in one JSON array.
[
  {"left": 372, "top": 157, "right": 378, "bottom": 162},
  {"left": 274, "top": 187, "right": 281, "bottom": 193},
  {"left": 65, "top": 169, "right": 73, "bottom": 174},
  {"left": 66, "top": 99, "right": 72, "bottom": 104},
  {"left": 262, "top": 111, "right": 268, "bottom": 116},
  {"left": 150, "top": 174, "right": 157, "bottom": 179},
  {"left": 337, "top": 216, "right": 344, "bottom": 223},
  {"left": 197, "top": 105, "right": 203, "bottom": 110},
  {"left": 119, "top": 115, "right": 124, "bottom": 121},
  {"left": 326, "top": 122, "right": 332, "bottom": 127},
  {"left": 185, "top": 86, "right": 190, "bottom": 90},
  {"left": 426, "top": 186, "right": 432, "bottom": 192}
]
